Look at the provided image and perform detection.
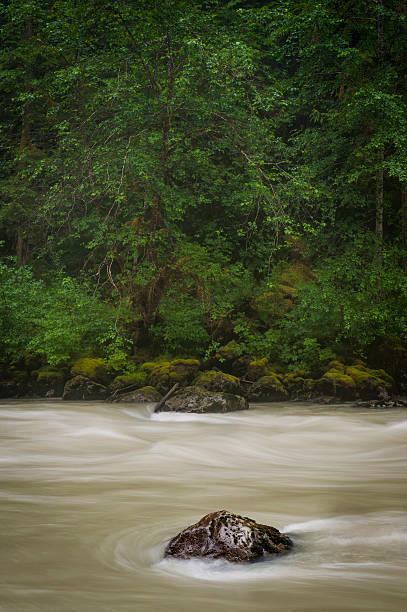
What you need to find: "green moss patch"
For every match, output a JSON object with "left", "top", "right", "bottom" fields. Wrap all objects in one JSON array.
[
  {"left": 71, "top": 358, "right": 109, "bottom": 384},
  {"left": 194, "top": 370, "right": 240, "bottom": 394}
]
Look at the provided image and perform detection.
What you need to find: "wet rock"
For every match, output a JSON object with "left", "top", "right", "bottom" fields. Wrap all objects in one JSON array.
[
  {"left": 156, "top": 386, "right": 248, "bottom": 413},
  {"left": 165, "top": 510, "right": 293, "bottom": 563},
  {"left": 114, "top": 386, "right": 162, "bottom": 403},
  {"left": 62, "top": 375, "right": 107, "bottom": 401},
  {"left": 355, "top": 398, "right": 407, "bottom": 409}
]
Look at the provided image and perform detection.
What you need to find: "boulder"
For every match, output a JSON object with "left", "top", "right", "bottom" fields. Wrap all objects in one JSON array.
[
  {"left": 193, "top": 370, "right": 241, "bottom": 394},
  {"left": 248, "top": 374, "right": 288, "bottom": 401},
  {"left": 156, "top": 386, "right": 248, "bottom": 413},
  {"left": 114, "top": 386, "right": 162, "bottom": 403},
  {"left": 62, "top": 375, "right": 107, "bottom": 400},
  {"left": 165, "top": 510, "right": 293, "bottom": 563}
]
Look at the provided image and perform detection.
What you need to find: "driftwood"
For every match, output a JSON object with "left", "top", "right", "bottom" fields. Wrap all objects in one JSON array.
[{"left": 154, "top": 383, "right": 180, "bottom": 412}]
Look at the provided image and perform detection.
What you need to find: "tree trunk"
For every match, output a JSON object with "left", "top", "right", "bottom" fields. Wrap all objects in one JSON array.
[
  {"left": 402, "top": 188, "right": 407, "bottom": 274},
  {"left": 376, "top": 148, "right": 384, "bottom": 252}
]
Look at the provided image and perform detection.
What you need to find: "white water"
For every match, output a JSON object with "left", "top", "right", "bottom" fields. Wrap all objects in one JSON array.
[{"left": 0, "top": 400, "right": 406, "bottom": 611}]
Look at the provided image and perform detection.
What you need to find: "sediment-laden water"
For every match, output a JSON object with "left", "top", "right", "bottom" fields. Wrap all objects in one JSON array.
[{"left": 0, "top": 400, "right": 406, "bottom": 611}]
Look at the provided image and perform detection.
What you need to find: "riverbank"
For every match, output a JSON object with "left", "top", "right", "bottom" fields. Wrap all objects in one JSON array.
[{"left": 0, "top": 353, "right": 401, "bottom": 405}]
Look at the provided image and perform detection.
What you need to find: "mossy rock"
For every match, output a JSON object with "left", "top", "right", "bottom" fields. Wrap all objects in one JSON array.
[
  {"left": 345, "top": 365, "right": 393, "bottom": 399},
  {"left": 246, "top": 358, "right": 270, "bottom": 381},
  {"left": 326, "top": 360, "right": 345, "bottom": 372},
  {"left": 63, "top": 375, "right": 107, "bottom": 401},
  {"left": 114, "top": 386, "right": 162, "bottom": 403},
  {"left": 193, "top": 370, "right": 240, "bottom": 394},
  {"left": 318, "top": 364, "right": 393, "bottom": 400},
  {"left": 71, "top": 358, "right": 109, "bottom": 384},
  {"left": 215, "top": 341, "right": 241, "bottom": 361},
  {"left": 317, "top": 369, "right": 356, "bottom": 400},
  {"left": 110, "top": 371, "right": 148, "bottom": 391},
  {"left": 248, "top": 373, "right": 288, "bottom": 402},
  {"left": 143, "top": 359, "right": 200, "bottom": 394},
  {"left": 283, "top": 371, "right": 316, "bottom": 399}
]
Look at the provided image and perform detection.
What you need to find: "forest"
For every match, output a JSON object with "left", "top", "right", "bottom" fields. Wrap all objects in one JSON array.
[{"left": 1, "top": 0, "right": 407, "bottom": 392}]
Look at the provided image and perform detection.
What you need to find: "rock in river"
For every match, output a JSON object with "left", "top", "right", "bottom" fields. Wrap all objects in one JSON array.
[
  {"left": 165, "top": 510, "right": 293, "bottom": 563},
  {"left": 155, "top": 386, "right": 248, "bottom": 413}
]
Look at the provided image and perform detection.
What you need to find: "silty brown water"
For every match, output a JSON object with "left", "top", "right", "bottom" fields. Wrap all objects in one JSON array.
[{"left": 0, "top": 400, "right": 406, "bottom": 611}]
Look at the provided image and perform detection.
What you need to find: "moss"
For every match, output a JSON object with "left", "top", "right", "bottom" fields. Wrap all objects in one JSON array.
[
  {"left": 141, "top": 362, "right": 160, "bottom": 373},
  {"left": 246, "top": 358, "right": 269, "bottom": 381},
  {"left": 370, "top": 369, "right": 394, "bottom": 386},
  {"left": 194, "top": 369, "right": 240, "bottom": 394},
  {"left": 345, "top": 365, "right": 393, "bottom": 395},
  {"left": 248, "top": 373, "right": 288, "bottom": 401},
  {"left": 323, "top": 369, "right": 356, "bottom": 388},
  {"left": 215, "top": 341, "right": 241, "bottom": 361},
  {"left": 326, "top": 360, "right": 345, "bottom": 372},
  {"left": 144, "top": 359, "right": 199, "bottom": 393},
  {"left": 36, "top": 368, "right": 65, "bottom": 383},
  {"left": 71, "top": 358, "right": 109, "bottom": 384},
  {"left": 111, "top": 371, "right": 148, "bottom": 391}
]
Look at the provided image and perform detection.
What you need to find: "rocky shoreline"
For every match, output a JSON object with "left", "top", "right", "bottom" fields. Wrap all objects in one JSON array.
[{"left": 1, "top": 353, "right": 405, "bottom": 411}]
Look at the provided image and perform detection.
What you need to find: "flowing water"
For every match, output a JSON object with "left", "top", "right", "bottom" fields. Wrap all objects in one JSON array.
[{"left": 0, "top": 400, "right": 406, "bottom": 611}]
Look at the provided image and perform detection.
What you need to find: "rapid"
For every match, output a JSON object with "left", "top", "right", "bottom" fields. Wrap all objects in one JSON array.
[{"left": 0, "top": 400, "right": 406, "bottom": 611}]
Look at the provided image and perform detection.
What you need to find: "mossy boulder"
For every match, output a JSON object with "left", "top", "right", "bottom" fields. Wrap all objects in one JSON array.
[
  {"left": 62, "top": 375, "right": 107, "bottom": 401},
  {"left": 317, "top": 368, "right": 356, "bottom": 400},
  {"left": 193, "top": 370, "right": 240, "bottom": 394},
  {"left": 345, "top": 365, "right": 393, "bottom": 399},
  {"left": 215, "top": 341, "right": 241, "bottom": 362},
  {"left": 142, "top": 359, "right": 200, "bottom": 393},
  {"left": 110, "top": 370, "right": 148, "bottom": 391},
  {"left": 317, "top": 363, "right": 393, "bottom": 400},
  {"left": 71, "top": 358, "right": 110, "bottom": 384},
  {"left": 32, "top": 366, "right": 66, "bottom": 397},
  {"left": 248, "top": 373, "right": 288, "bottom": 402},
  {"left": 246, "top": 358, "right": 270, "bottom": 381},
  {"left": 157, "top": 386, "right": 248, "bottom": 413},
  {"left": 283, "top": 371, "right": 315, "bottom": 399},
  {"left": 114, "top": 386, "right": 162, "bottom": 403},
  {"left": 165, "top": 510, "right": 293, "bottom": 562}
]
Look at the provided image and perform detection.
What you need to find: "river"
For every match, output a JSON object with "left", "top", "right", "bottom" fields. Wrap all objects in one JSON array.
[{"left": 0, "top": 400, "right": 406, "bottom": 611}]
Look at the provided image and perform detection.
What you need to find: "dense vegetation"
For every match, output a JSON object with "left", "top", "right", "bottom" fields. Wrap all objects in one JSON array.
[{"left": 1, "top": 0, "right": 407, "bottom": 374}]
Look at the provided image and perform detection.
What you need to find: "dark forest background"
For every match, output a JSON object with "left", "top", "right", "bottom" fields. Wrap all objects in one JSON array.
[{"left": 1, "top": 0, "right": 407, "bottom": 373}]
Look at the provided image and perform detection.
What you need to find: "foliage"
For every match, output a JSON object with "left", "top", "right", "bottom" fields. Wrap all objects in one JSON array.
[
  {"left": 0, "top": 262, "right": 130, "bottom": 366},
  {"left": 1, "top": 1, "right": 407, "bottom": 372}
]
